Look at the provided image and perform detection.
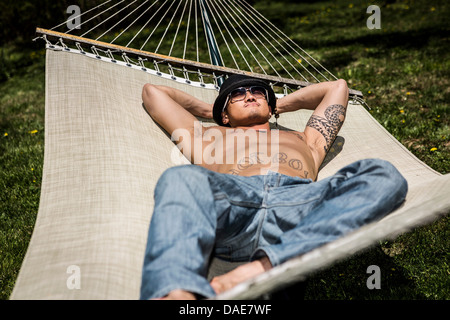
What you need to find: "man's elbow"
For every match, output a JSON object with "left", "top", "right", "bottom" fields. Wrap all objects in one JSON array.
[
  {"left": 142, "top": 83, "right": 157, "bottom": 99},
  {"left": 142, "top": 84, "right": 160, "bottom": 116},
  {"left": 335, "top": 79, "right": 348, "bottom": 91},
  {"left": 334, "top": 79, "right": 349, "bottom": 104},
  {"left": 142, "top": 84, "right": 163, "bottom": 111},
  {"left": 142, "top": 83, "right": 150, "bottom": 98}
]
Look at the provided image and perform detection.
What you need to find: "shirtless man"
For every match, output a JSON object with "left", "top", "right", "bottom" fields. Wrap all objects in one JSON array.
[{"left": 139, "top": 75, "right": 407, "bottom": 300}]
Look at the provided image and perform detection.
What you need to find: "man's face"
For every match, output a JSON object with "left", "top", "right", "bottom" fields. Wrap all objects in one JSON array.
[{"left": 221, "top": 86, "right": 271, "bottom": 127}]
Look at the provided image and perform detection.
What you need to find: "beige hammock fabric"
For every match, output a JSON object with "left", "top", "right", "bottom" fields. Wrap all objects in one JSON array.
[{"left": 10, "top": 48, "right": 449, "bottom": 300}]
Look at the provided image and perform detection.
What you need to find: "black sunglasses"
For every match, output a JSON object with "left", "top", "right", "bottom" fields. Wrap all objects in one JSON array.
[{"left": 222, "top": 86, "right": 268, "bottom": 112}]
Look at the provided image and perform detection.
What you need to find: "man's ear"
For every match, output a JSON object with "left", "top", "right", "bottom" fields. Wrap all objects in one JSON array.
[{"left": 221, "top": 112, "right": 229, "bottom": 125}]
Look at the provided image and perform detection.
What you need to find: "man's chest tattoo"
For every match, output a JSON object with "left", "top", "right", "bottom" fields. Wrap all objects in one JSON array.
[{"left": 228, "top": 152, "right": 310, "bottom": 179}]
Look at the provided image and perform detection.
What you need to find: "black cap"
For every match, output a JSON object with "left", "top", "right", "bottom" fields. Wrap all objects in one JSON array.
[{"left": 213, "top": 74, "right": 276, "bottom": 126}]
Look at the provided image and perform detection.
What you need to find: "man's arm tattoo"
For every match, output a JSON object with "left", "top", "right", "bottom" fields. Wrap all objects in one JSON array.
[{"left": 306, "top": 104, "right": 346, "bottom": 152}]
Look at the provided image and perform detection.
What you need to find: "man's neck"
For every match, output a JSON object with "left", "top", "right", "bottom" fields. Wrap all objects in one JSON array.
[{"left": 233, "top": 122, "right": 271, "bottom": 131}]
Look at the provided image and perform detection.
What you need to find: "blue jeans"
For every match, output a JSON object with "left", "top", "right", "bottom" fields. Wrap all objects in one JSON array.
[{"left": 140, "top": 159, "right": 407, "bottom": 299}]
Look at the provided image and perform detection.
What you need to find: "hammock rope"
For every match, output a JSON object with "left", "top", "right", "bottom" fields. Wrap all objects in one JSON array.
[
  {"left": 209, "top": 0, "right": 276, "bottom": 76},
  {"left": 49, "top": 0, "right": 113, "bottom": 32},
  {"left": 43, "top": 0, "right": 346, "bottom": 90}
]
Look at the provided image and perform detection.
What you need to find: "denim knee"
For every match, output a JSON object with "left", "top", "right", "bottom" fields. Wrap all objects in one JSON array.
[
  {"left": 380, "top": 159, "right": 408, "bottom": 201},
  {"left": 356, "top": 158, "right": 408, "bottom": 202},
  {"left": 366, "top": 158, "right": 406, "bottom": 183}
]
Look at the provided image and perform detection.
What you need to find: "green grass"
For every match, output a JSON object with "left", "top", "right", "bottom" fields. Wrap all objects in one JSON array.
[
  {"left": 0, "top": 44, "right": 46, "bottom": 298},
  {"left": 1, "top": 0, "right": 449, "bottom": 299}
]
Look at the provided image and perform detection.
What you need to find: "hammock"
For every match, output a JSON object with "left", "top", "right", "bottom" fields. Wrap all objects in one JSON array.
[{"left": 11, "top": 0, "right": 449, "bottom": 299}]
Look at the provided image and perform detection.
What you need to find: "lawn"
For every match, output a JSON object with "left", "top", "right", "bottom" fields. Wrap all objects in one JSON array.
[{"left": 1, "top": 0, "right": 449, "bottom": 299}]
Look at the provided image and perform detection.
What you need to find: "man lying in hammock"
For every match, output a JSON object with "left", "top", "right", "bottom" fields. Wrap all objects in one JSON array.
[{"left": 139, "top": 74, "right": 408, "bottom": 300}]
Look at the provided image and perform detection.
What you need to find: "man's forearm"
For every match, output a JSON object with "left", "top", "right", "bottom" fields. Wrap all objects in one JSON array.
[
  {"left": 276, "top": 80, "right": 346, "bottom": 114},
  {"left": 157, "top": 85, "right": 212, "bottom": 118}
]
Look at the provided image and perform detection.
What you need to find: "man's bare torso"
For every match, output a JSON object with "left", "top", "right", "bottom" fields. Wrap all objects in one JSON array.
[
  {"left": 142, "top": 80, "right": 349, "bottom": 183},
  {"left": 190, "top": 126, "right": 318, "bottom": 180}
]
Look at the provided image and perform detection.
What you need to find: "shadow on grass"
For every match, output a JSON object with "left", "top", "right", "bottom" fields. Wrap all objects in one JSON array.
[{"left": 268, "top": 246, "right": 427, "bottom": 300}]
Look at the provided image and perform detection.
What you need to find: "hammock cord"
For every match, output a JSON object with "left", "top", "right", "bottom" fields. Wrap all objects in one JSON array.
[
  {"left": 216, "top": 0, "right": 289, "bottom": 79},
  {"left": 199, "top": 0, "right": 224, "bottom": 68},
  {"left": 99, "top": 0, "right": 150, "bottom": 43},
  {"left": 155, "top": 0, "right": 183, "bottom": 54},
  {"left": 76, "top": 0, "right": 126, "bottom": 36},
  {"left": 202, "top": 0, "right": 239, "bottom": 69},
  {"left": 82, "top": 0, "right": 138, "bottom": 38},
  {"left": 228, "top": 0, "right": 313, "bottom": 82},
  {"left": 49, "top": 0, "right": 339, "bottom": 85},
  {"left": 123, "top": 0, "right": 161, "bottom": 47},
  {"left": 140, "top": 0, "right": 176, "bottom": 51},
  {"left": 50, "top": 0, "right": 113, "bottom": 31},
  {"left": 237, "top": 0, "right": 337, "bottom": 81},
  {"left": 208, "top": 0, "right": 271, "bottom": 76},
  {"left": 168, "top": 0, "right": 189, "bottom": 57},
  {"left": 203, "top": 0, "right": 248, "bottom": 70},
  {"left": 224, "top": 0, "right": 304, "bottom": 81},
  {"left": 182, "top": 0, "right": 193, "bottom": 60},
  {"left": 195, "top": 0, "right": 199, "bottom": 62}
]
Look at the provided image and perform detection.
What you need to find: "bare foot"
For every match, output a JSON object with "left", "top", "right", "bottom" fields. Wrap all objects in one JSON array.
[
  {"left": 158, "top": 289, "right": 196, "bottom": 300},
  {"left": 210, "top": 257, "right": 272, "bottom": 294}
]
